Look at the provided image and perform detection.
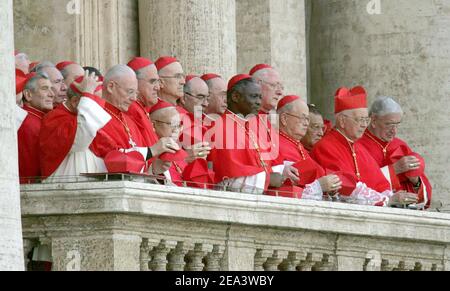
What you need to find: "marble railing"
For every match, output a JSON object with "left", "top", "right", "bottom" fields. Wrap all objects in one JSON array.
[{"left": 20, "top": 179, "right": 450, "bottom": 271}]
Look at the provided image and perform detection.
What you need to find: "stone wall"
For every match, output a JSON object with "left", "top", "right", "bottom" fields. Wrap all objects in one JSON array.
[
  {"left": 308, "top": 0, "right": 450, "bottom": 207},
  {"left": 237, "top": 0, "right": 308, "bottom": 99},
  {"left": 0, "top": 0, "right": 24, "bottom": 271},
  {"left": 21, "top": 181, "right": 450, "bottom": 271},
  {"left": 13, "top": 0, "right": 139, "bottom": 73},
  {"left": 139, "top": 0, "right": 237, "bottom": 80}
]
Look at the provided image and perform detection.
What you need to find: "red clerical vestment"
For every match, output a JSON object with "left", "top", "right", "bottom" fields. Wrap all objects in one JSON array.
[
  {"left": 90, "top": 102, "right": 149, "bottom": 161},
  {"left": 18, "top": 105, "right": 47, "bottom": 184},
  {"left": 208, "top": 110, "right": 272, "bottom": 190},
  {"left": 40, "top": 94, "right": 110, "bottom": 179},
  {"left": 311, "top": 129, "right": 391, "bottom": 194},
  {"left": 359, "top": 130, "right": 432, "bottom": 208},
  {"left": 126, "top": 100, "right": 159, "bottom": 147}
]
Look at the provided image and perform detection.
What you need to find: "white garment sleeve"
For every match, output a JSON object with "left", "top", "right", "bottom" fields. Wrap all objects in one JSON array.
[
  {"left": 301, "top": 180, "right": 324, "bottom": 201},
  {"left": 216, "top": 172, "right": 267, "bottom": 195},
  {"left": 72, "top": 96, "right": 112, "bottom": 153},
  {"left": 340, "top": 182, "right": 394, "bottom": 206},
  {"left": 16, "top": 105, "right": 28, "bottom": 131}
]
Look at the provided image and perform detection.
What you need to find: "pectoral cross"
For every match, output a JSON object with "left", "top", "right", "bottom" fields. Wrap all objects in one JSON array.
[{"left": 129, "top": 138, "right": 137, "bottom": 148}]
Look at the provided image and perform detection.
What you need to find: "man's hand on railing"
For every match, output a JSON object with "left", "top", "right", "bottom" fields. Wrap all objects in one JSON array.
[
  {"left": 388, "top": 191, "right": 419, "bottom": 207},
  {"left": 149, "top": 159, "right": 172, "bottom": 175}
]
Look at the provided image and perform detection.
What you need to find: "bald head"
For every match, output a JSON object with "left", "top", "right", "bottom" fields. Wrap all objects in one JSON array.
[
  {"left": 103, "top": 65, "right": 138, "bottom": 112},
  {"left": 150, "top": 107, "right": 181, "bottom": 139}
]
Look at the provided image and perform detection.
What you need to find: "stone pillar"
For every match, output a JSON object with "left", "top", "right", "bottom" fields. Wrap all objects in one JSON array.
[
  {"left": 139, "top": 0, "right": 237, "bottom": 80},
  {"left": 0, "top": 0, "right": 25, "bottom": 271},
  {"left": 236, "top": 0, "right": 308, "bottom": 99},
  {"left": 309, "top": 0, "right": 450, "bottom": 208},
  {"left": 13, "top": 0, "right": 139, "bottom": 73}
]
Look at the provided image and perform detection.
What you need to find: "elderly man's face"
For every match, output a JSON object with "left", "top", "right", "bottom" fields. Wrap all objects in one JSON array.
[
  {"left": 137, "top": 65, "right": 161, "bottom": 107},
  {"left": 370, "top": 113, "right": 402, "bottom": 142},
  {"left": 339, "top": 108, "right": 370, "bottom": 141},
  {"left": 152, "top": 109, "right": 182, "bottom": 140},
  {"left": 183, "top": 78, "right": 209, "bottom": 114},
  {"left": 159, "top": 62, "right": 186, "bottom": 103},
  {"left": 63, "top": 64, "right": 85, "bottom": 87},
  {"left": 42, "top": 67, "right": 67, "bottom": 106},
  {"left": 302, "top": 113, "right": 324, "bottom": 148},
  {"left": 258, "top": 69, "right": 284, "bottom": 112},
  {"left": 281, "top": 101, "right": 310, "bottom": 141},
  {"left": 25, "top": 78, "right": 55, "bottom": 112},
  {"left": 206, "top": 78, "right": 228, "bottom": 115},
  {"left": 235, "top": 82, "right": 262, "bottom": 117},
  {"left": 107, "top": 75, "right": 138, "bottom": 112},
  {"left": 15, "top": 53, "right": 31, "bottom": 74}
]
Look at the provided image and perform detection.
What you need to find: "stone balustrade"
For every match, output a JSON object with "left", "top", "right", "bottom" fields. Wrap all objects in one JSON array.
[{"left": 20, "top": 179, "right": 450, "bottom": 271}]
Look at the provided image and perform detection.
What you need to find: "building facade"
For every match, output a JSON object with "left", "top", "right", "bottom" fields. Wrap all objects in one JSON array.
[{"left": 1, "top": 0, "right": 449, "bottom": 270}]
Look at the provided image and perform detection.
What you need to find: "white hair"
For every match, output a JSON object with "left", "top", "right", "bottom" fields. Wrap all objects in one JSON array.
[
  {"left": 34, "top": 61, "right": 55, "bottom": 73},
  {"left": 252, "top": 68, "right": 273, "bottom": 81},
  {"left": 135, "top": 64, "right": 156, "bottom": 80},
  {"left": 369, "top": 96, "right": 403, "bottom": 117},
  {"left": 104, "top": 64, "right": 136, "bottom": 84}
]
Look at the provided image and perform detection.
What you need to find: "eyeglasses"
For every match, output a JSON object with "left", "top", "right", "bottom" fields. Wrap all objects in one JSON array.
[
  {"left": 285, "top": 113, "right": 310, "bottom": 124},
  {"left": 185, "top": 92, "right": 210, "bottom": 103},
  {"left": 383, "top": 122, "right": 401, "bottom": 130},
  {"left": 160, "top": 73, "right": 186, "bottom": 80},
  {"left": 343, "top": 115, "right": 371, "bottom": 125},
  {"left": 153, "top": 120, "right": 183, "bottom": 131},
  {"left": 114, "top": 82, "right": 138, "bottom": 98},
  {"left": 144, "top": 78, "right": 162, "bottom": 86},
  {"left": 260, "top": 80, "right": 285, "bottom": 91}
]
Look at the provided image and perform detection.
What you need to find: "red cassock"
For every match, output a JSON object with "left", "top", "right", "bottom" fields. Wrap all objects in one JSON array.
[
  {"left": 18, "top": 105, "right": 46, "bottom": 184},
  {"left": 90, "top": 102, "right": 148, "bottom": 161},
  {"left": 126, "top": 100, "right": 159, "bottom": 147},
  {"left": 256, "top": 112, "right": 279, "bottom": 164},
  {"left": 40, "top": 104, "right": 78, "bottom": 179},
  {"left": 359, "top": 130, "right": 432, "bottom": 208},
  {"left": 310, "top": 129, "right": 391, "bottom": 195},
  {"left": 179, "top": 110, "right": 208, "bottom": 147},
  {"left": 39, "top": 94, "right": 108, "bottom": 179},
  {"left": 267, "top": 132, "right": 325, "bottom": 198},
  {"left": 208, "top": 111, "right": 272, "bottom": 189}
]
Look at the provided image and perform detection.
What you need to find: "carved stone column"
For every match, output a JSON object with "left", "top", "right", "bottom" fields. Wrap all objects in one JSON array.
[
  {"left": 236, "top": 0, "right": 308, "bottom": 98},
  {"left": 139, "top": 0, "right": 237, "bottom": 80},
  {"left": 13, "top": 0, "right": 139, "bottom": 73},
  {"left": 0, "top": 0, "right": 25, "bottom": 271}
]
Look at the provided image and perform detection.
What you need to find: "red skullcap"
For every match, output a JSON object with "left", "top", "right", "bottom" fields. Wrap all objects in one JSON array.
[
  {"left": 201, "top": 74, "right": 221, "bottom": 82},
  {"left": 278, "top": 95, "right": 301, "bottom": 111},
  {"left": 185, "top": 75, "right": 199, "bottom": 83},
  {"left": 334, "top": 86, "right": 368, "bottom": 114},
  {"left": 127, "top": 57, "right": 154, "bottom": 71},
  {"left": 149, "top": 99, "right": 175, "bottom": 115},
  {"left": 70, "top": 75, "right": 103, "bottom": 95},
  {"left": 56, "top": 61, "right": 77, "bottom": 71},
  {"left": 227, "top": 74, "right": 252, "bottom": 91},
  {"left": 249, "top": 64, "right": 273, "bottom": 76},
  {"left": 155, "top": 56, "right": 179, "bottom": 71}
]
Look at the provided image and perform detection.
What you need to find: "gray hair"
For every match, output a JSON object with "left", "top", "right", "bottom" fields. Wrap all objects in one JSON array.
[
  {"left": 252, "top": 68, "right": 272, "bottom": 81},
  {"left": 369, "top": 96, "right": 403, "bottom": 117},
  {"left": 24, "top": 72, "right": 49, "bottom": 92},
  {"left": 34, "top": 61, "right": 56, "bottom": 73},
  {"left": 134, "top": 64, "right": 156, "bottom": 80},
  {"left": 104, "top": 64, "right": 136, "bottom": 85},
  {"left": 277, "top": 103, "right": 295, "bottom": 115}
]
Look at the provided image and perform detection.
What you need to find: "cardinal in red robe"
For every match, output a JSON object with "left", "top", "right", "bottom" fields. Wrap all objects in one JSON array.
[
  {"left": 311, "top": 86, "right": 396, "bottom": 205},
  {"left": 18, "top": 72, "right": 55, "bottom": 184},
  {"left": 359, "top": 96, "right": 432, "bottom": 209}
]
